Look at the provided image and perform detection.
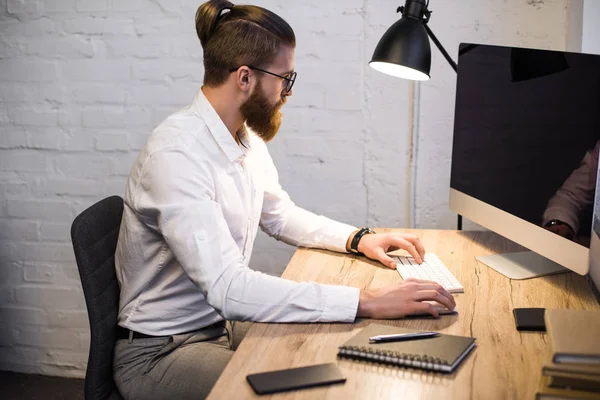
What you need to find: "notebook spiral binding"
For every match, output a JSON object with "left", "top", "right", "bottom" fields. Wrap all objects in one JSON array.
[{"left": 338, "top": 345, "right": 450, "bottom": 372}]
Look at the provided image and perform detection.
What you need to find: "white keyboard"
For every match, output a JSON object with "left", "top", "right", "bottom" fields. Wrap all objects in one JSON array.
[{"left": 394, "top": 253, "right": 464, "bottom": 293}]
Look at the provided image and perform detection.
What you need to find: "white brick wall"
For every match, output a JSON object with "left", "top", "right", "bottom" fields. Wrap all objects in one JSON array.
[{"left": 0, "top": 0, "right": 580, "bottom": 378}]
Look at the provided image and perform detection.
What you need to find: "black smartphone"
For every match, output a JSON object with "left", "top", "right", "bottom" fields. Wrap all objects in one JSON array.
[
  {"left": 513, "top": 307, "right": 546, "bottom": 331},
  {"left": 246, "top": 363, "right": 346, "bottom": 395}
]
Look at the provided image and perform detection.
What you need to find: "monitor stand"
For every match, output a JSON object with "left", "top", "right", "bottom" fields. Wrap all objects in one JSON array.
[{"left": 476, "top": 251, "right": 569, "bottom": 280}]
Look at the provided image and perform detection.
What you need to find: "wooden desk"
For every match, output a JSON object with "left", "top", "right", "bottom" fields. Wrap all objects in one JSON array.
[{"left": 208, "top": 230, "right": 600, "bottom": 399}]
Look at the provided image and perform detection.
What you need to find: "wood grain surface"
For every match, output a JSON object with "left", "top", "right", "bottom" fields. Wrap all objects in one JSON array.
[{"left": 208, "top": 230, "right": 600, "bottom": 400}]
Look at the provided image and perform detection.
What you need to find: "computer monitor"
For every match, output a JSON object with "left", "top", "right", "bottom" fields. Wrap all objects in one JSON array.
[{"left": 449, "top": 43, "right": 600, "bottom": 279}]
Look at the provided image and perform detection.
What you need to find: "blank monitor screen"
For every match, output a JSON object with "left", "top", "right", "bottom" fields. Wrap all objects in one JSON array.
[{"left": 450, "top": 43, "right": 600, "bottom": 275}]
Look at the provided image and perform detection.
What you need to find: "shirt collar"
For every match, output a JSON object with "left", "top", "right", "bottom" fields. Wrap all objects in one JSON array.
[{"left": 193, "top": 88, "right": 250, "bottom": 163}]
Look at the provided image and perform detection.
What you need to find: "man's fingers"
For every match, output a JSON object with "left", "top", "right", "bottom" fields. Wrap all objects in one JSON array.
[
  {"left": 375, "top": 249, "right": 397, "bottom": 269},
  {"left": 389, "top": 237, "right": 422, "bottom": 263},
  {"left": 410, "top": 301, "right": 439, "bottom": 318},
  {"left": 413, "top": 283, "right": 456, "bottom": 307},
  {"left": 410, "top": 278, "right": 437, "bottom": 285},
  {"left": 401, "top": 234, "right": 426, "bottom": 260},
  {"left": 412, "top": 290, "right": 455, "bottom": 311},
  {"left": 439, "top": 288, "right": 456, "bottom": 308},
  {"left": 412, "top": 290, "right": 440, "bottom": 302}
]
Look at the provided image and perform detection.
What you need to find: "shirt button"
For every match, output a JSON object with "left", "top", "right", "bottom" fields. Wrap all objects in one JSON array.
[{"left": 197, "top": 232, "right": 206, "bottom": 241}]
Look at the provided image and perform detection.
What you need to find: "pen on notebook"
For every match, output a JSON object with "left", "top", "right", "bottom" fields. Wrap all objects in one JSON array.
[{"left": 369, "top": 331, "right": 439, "bottom": 344}]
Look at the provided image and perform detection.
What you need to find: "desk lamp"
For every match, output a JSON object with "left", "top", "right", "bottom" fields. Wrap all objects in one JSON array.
[{"left": 369, "top": 0, "right": 457, "bottom": 81}]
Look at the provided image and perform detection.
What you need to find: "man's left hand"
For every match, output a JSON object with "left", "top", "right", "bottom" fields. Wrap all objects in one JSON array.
[{"left": 357, "top": 232, "right": 425, "bottom": 269}]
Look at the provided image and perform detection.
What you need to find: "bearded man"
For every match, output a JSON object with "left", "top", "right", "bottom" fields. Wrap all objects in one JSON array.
[{"left": 112, "top": 1, "right": 455, "bottom": 399}]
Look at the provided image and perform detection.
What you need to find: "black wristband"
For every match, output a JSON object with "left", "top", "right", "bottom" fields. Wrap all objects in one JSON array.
[{"left": 350, "top": 227, "right": 376, "bottom": 255}]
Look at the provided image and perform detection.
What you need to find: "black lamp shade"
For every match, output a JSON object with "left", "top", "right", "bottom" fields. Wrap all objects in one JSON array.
[{"left": 369, "top": 16, "right": 432, "bottom": 81}]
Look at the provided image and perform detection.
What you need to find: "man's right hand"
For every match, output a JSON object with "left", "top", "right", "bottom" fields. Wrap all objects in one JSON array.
[{"left": 357, "top": 278, "right": 456, "bottom": 319}]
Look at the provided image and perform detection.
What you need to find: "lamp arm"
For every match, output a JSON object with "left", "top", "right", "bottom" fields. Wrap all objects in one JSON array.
[{"left": 423, "top": 23, "right": 457, "bottom": 73}]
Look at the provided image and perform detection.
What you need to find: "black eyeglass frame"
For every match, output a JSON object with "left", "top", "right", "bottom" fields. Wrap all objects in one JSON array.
[{"left": 229, "top": 65, "right": 297, "bottom": 93}]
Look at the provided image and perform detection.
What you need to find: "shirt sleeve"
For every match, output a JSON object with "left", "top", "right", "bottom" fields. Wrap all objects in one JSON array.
[
  {"left": 542, "top": 141, "right": 599, "bottom": 233},
  {"left": 134, "top": 146, "right": 360, "bottom": 323},
  {"left": 256, "top": 142, "right": 358, "bottom": 253}
]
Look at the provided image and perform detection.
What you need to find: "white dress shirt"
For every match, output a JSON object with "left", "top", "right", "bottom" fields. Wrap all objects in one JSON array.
[{"left": 115, "top": 88, "right": 361, "bottom": 335}]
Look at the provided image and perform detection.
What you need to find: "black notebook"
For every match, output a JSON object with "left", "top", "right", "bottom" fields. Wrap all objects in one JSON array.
[{"left": 338, "top": 323, "right": 476, "bottom": 373}]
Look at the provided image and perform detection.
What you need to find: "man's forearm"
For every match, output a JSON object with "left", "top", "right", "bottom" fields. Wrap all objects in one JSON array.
[{"left": 264, "top": 205, "right": 357, "bottom": 253}]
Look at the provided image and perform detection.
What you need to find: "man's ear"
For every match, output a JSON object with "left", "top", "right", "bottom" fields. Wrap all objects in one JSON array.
[{"left": 234, "top": 66, "right": 252, "bottom": 93}]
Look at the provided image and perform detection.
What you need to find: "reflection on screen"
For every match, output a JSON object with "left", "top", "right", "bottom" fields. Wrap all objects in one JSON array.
[{"left": 451, "top": 44, "right": 600, "bottom": 248}]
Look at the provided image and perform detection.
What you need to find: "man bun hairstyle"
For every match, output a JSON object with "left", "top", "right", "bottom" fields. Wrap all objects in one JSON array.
[{"left": 195, "top": 0, "right": 296, "bottom": 87}]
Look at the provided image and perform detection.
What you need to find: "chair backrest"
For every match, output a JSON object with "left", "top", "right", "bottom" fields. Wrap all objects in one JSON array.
[{"left": 71, "top": 196, "right": 124, "bottom": 400}]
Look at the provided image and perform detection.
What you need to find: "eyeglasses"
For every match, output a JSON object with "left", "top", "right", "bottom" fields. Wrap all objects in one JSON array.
[{"left": 229, "top": 66, "right": 297, "bottom": 93}]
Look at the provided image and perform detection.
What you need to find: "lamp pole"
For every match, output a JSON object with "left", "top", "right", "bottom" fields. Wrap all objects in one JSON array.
[
  {"left": 370, "top": 0, "right": 463, "bottom": 230},
  {"left": 398, "top": 0, "right": 462, "bottom": 230}
]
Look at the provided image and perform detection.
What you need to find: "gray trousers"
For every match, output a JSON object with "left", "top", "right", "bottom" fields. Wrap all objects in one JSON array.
[{"left": 113, "top": 321, "right": 251, "bottom": 400}]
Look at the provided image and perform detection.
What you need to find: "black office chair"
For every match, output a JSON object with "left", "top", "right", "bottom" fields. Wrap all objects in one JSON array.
[{"left": 71, "top": 196, "right": 125, "bottom": 400}]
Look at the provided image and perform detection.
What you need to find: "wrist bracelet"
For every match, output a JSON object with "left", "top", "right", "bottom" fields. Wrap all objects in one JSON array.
[{"left": 350, "top": 227, "right": 376, "bottom": 255}]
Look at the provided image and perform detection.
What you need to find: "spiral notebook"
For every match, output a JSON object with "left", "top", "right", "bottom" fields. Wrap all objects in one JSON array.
[{"left": 338, "top": 323, "right": 476, "bottom": 373}]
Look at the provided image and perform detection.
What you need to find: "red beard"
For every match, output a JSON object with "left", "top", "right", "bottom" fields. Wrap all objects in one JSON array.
[{"left": 240, "top": 80, "right": 286, "bottom": 142}]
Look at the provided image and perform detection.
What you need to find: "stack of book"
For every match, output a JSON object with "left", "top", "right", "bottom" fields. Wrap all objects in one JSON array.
[{"left": 537, "top": 309, "right": 600, "bottom": 400}]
